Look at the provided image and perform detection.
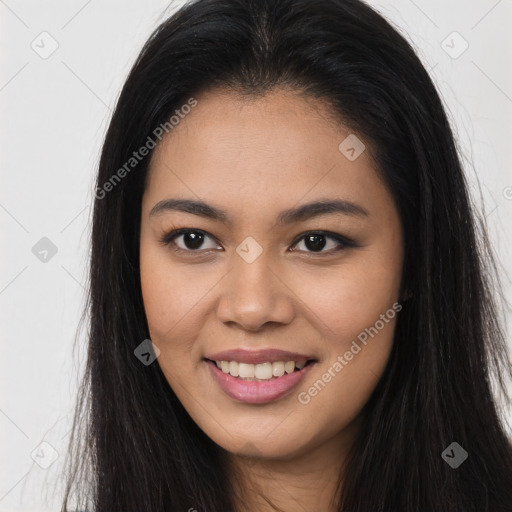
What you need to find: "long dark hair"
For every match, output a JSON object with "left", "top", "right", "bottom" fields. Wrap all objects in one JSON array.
[{"left": 60, "top": 0, "right": 512, "bottom": 510}]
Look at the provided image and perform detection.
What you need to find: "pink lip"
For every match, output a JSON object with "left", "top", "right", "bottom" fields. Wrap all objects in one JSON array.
[
  {"left": 205, "top": 359, "right": 316, "bottom": 404},
  {"left": 205, "top": 348, "right": 314, "bottom": 365}
]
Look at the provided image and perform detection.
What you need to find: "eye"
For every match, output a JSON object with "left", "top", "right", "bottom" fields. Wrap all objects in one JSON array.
[
  {"left": 290, "top": 231, "right": 353, "bottom": 254},
  {"left": 159, "top": 228, "right": 221, "bottom": 252},
  {"left": 159, "top": 228, "right": 355, "bottom": 256}
]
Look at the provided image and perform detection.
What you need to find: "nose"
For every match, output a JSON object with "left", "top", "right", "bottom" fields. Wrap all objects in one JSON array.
[{"left": 216, "top": 253, "right": 295, "bottom": 332}]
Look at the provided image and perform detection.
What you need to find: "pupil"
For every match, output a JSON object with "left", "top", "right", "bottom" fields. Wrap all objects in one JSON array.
[
  {"left": 305, "top": 234, "right": 326, "bottom": 251},
  {"left": 184, "top": 232, "right": 204, "bottom": 250}
]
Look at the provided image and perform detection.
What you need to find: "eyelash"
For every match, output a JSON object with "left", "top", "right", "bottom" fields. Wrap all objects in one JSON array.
[{"left": 158, "top": 228, "right": 357, "bottom": 257}]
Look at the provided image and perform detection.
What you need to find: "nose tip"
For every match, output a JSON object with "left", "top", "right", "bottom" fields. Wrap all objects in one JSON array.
[{"left": 216, "top": 260, "right": 295, "bottom": 331}]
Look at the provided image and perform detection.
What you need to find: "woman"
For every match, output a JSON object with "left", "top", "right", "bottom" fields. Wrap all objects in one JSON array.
[{"left": 61, "top": 0, "right": 512, "bottom": 510}]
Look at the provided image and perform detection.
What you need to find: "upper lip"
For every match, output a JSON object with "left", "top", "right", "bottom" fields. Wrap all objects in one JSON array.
[{"left": 205, "top": 348, "right": 315, "bottom": 365}]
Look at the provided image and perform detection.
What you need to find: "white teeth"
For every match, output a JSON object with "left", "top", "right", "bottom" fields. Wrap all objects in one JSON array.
[
  {"left": 229, "top": 360, "right": 239, "bottom": 377},
  {"left": 254, "top": 362, "right": 273, "bottom": 380},
  {"left": 284, "top": 361, "right": 295, "bottom": 374},
  {"left": 272, "top": 361, "right": 285, "bottom": 377},
  {"left": 213, "top": 359, "right": 310, "bottom": 380},
  {"left": 238, "top": 362, "right": 255, "bottom": 378}
]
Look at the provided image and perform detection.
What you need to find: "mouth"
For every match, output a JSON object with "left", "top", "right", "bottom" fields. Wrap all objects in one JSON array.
[
  {"left": 204, "top": 356, "right": 317, "bottom": 404},
  {"left": 205, "top": 358, "right": 316, "bottom": 380}
]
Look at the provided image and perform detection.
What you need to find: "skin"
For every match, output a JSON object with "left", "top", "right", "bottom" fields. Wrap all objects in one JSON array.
[{"left": 139, "top": 87, "right": 404, "bottom": 512}]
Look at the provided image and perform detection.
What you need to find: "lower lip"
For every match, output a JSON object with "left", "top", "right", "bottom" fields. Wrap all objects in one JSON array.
[{"left": 205, "top": 360, "right": 315, "bottom": 404}]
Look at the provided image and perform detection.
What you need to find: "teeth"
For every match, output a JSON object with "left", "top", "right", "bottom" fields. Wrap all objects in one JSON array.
[
  {"left": 238, "top": 363, "right": 255, "bottom": 378},
  {"left": 229, "top": 360, "right": 239, "bottom": 377},
  {"left": 272, "top": 361, "right": 285, "bottom": 377},
  {"left": 213, "top": 359, "right": 310, "bottom": 380},
  {"left": 284, "top": 361, "right": 295, "bottom": 374},
  {"left": 254, "top": 362, "right": 273, "bottom": 379}
]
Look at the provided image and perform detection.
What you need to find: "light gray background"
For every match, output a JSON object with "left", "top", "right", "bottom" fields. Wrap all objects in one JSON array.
[{"left": 1, "top": 1, "right": 511, "bottom": 510}]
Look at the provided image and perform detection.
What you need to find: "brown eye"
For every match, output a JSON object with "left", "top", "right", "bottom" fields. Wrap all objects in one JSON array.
[
  {"left": 159, "top": 228, "right": 355, "bottom": 256},
  {"left": 160, "top": 229, "right": 221, "bottom": 252},
  {"left": 177, "top": 231, "right": 206, "bottom": 250},
  {"left": 290, "top": 231, "right": 353, "bottom": 254}
]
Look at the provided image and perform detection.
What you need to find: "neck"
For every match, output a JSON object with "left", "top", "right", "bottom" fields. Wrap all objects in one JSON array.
[{"left": 227, "top": 417, "right": 361, "bottom": 512}]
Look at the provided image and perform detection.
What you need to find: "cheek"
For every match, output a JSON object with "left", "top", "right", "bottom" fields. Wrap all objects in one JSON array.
[
  {"left": 294, "top": 298, "right": 398, "bottom": 447},
  {"left": 290, "top": 247, "right": 401, "bottom": 422},
  {"left": 140, "top": 243, "right": 204, "bottom": 339},
  {"left": 139, "top": 245, "right": 223, "bottom": 383},
  {"left": 139, "top": 245, "right": 193, "bottom": 363},
  {"left": 290, "top": 251, "right": 402, "bottom": 341},
  {"left": 140, "top": 269, "right": 198, "bottom": 393}
]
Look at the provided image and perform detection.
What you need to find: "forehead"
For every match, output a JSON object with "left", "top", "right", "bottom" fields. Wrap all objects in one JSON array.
[{"left": 144, "top": 88, "right": 389, "bottom": 220}]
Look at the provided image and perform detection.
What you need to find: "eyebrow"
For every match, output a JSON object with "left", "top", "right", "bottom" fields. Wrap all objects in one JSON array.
[{"left": 149, "top": 198, "right": 369, "bottom": 225}]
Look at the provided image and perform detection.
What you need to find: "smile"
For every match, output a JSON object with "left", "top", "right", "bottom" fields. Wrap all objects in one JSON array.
[
  {"left": 213, "top": 359, "right": 309, "bottom": 380},
  {"left": 204, "top": 357, "right": 316, "bottom": 404}
]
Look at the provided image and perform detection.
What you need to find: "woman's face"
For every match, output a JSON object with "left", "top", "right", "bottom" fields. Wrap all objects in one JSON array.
[{"left": 140, "top": 87, "right": 404, "bottom": 460}]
